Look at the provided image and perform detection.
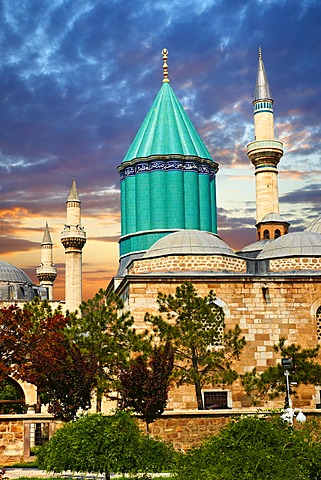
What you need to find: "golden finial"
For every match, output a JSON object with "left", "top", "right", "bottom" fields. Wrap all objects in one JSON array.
[{"left": 162, "top": 48, "right": 169, "bottom": 83}]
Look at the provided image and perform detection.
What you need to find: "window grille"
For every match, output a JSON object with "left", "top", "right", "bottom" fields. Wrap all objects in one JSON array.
[
  {"left": 203, "top": 391, "right": 228, "bottom": 409},
  {"left": 30, "top": 422, "right": 50, "bottom": 454},
  {"left": 316, "top": 306, "right": 321, "bottom": 341}
]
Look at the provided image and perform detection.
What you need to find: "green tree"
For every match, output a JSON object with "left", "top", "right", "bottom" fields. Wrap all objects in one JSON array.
[
  {"left": 242, "top": 338, "right": 321, "bottom": 405},
  {"left": 69, "top": 288, "right": 149, "bottom": 411},
  {"left": 175, "top": 415, "right": 321, "bottom": 480},
  {"left": 145, "top": 282, "right": 246, "bottom": 410},
  {"left": 118, "top": 342, "right": 174, "bottom": 432},
  {"left": 37, "top": 411, "right": 176, "bottom": 480}
]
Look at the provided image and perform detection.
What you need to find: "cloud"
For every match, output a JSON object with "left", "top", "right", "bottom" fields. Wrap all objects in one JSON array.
[
  {"left": 0, "top": 237, "right": 39, "bottom": 255},
  {"left": 0, "top": 0, "right": 320, "bottom": 299}
]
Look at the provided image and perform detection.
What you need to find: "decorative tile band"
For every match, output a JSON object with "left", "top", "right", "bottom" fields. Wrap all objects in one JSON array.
[{"left": 119, "top": 159, "right": 218, "bottom": 181}]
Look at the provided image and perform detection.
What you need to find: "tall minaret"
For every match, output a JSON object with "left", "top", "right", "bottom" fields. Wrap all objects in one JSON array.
[
  {"left": 61, "top": 178, "right": 86, "bottom": 312},
  {"left": 247, "top": 47, "right": 289, "bottom": 241},
  {"left": 36, "top": 223, "right": 57, "bottom": 300}
]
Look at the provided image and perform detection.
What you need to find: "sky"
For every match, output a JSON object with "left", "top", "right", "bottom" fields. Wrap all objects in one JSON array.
[{"left": 0, "top": 0, "right": 320, "bottom": 301}]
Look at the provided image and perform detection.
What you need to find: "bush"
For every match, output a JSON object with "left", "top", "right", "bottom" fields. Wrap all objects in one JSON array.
[
  {"left": 175, "top": 415, "right": 321, "bottom": 480},
  {"left": 37, "top": 411, "right": 176, "bottom": 479}
]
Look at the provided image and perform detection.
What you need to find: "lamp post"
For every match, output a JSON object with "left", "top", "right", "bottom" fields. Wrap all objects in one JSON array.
[{"left": 281, "top": 357, "right": 306, "bottom": 425}]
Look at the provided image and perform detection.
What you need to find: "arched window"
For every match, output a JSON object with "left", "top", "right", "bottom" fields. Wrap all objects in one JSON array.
[
  {"left": 274, "top": 229, "right": 281, "bottom": 239},
  {"left": 316, "top": 306, "right": 321, "bottom": 341},
  {"left": 263, "top": 230, "right": 270, "bottom": 239},
  {"left": 0, "top": 378, "right": 26, "bottom": 414}
]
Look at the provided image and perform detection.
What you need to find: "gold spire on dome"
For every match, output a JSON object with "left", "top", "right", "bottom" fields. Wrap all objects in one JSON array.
[{"left": 162, "top": 48, "right": 169, "bottom": 83}]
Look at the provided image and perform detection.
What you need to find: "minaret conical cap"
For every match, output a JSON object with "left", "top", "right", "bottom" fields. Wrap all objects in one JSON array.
[
  {"left": 41, "top": 222, "right": 53, "bottom": 245},
  {"left": 67, "top": 177, "right": 80, "bottom": 202},
  {"left": 254, "top": 47, "right": 273, "bottom": 102}
]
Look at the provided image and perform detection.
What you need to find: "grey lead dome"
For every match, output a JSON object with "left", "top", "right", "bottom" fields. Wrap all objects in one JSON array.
[
  {"left": 257, "top": 231, "right": 321, "bottom": 259},
  {"left": 143, "top": 230, "right": 236, "bottom": 258},
  {"left": 0, "top": 261, "right": 33, "bottom": 284}
]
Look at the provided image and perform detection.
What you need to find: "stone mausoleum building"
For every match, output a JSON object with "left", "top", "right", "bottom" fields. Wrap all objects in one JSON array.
[{"left": 108, "top": 48, "right": 321, "bottom": 412}]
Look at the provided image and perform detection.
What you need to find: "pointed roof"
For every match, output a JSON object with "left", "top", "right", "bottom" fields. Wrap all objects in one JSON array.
[
  {"left": 122, "top": 49, "right": 213, "bottom": 163},
  {"left": 67, "top": 177, "right": 80, "bottom": 202},
  {"left": 254, "top": 47, "right": 273, "bottom": 102},
  {"left": 42, "top": 222, "right": 53, "bottom": 245}
]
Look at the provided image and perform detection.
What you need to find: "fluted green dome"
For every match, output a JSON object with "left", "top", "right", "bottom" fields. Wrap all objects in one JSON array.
[
  {"left": 118, "top": 50, "right": 218, "bottom": 263},
  {"left": 122, "top": 82, "right": 213, "bottom": 163}
]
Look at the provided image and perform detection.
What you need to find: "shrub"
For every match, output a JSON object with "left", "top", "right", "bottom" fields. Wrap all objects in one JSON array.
[
  {"left": 37, "top": 411, "right": 175, "bottom": 479},
  {"left": 175, "top": 415, "right": 321, "bottom": 480}
]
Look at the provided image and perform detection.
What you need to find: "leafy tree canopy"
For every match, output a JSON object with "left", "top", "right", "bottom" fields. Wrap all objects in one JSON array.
[
  {"left": 175, "top": 415, "right": 321, "bottom": 480},
  {"left": 68, "top": 288, "right": 150, "bottom": 410},
  {"left": 37, "top": 411, "right": 176, "bottom": 480},
  {"left": 118, "top": 342, "right": 174, "bottom": 430},
  {"left": 0, "top": 299, "right": 98, "bottom": 421},
  {"left": 145, "top": 282, "right": 246, "bottom": 409},
  {"left": 242, "top": 338, "right": 321, "bottom": 405},
  {"left": 0, "top": 305, "right": 34, "bottom": 381}
]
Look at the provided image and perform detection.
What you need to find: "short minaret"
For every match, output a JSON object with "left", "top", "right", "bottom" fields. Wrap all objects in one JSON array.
[
  {"left": 61, "top": 178, "right": 86, "bottom": 312},
  {"left": 36, "top": 223, "right": 57, "bottom": 300},
  {"left": 247, "top": 47, "right": 288, "bottom": 240}
]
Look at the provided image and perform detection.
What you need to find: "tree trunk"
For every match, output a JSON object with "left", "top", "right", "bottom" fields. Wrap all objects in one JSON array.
[
  {"left": 96, "top": 393, "right": 102, "bottom": 412},
  {"left": 195, "top": 380, "right": 204, "bottom": 410},
  {"left": 191, "top": 348, "right": 204, "bottom": 409},
  {"left": 104, "top": 472, "right": 110, "bottom": 480}
]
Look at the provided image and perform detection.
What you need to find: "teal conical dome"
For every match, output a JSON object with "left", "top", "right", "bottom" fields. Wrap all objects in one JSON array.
[
  {"left": 123, "top": 82, "right": 213, "bottom": 162},
  {"left": 118, "top": 49, "right": 218, "bottom": 264}
]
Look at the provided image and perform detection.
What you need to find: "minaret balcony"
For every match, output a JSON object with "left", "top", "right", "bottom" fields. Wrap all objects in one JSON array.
[
  {"left": 247, "top": 139, "right": 283, "bottom": 166},
  {"left": 36, "top": 264, "right": 57, "bottom": 281},
  {"left": 61, "top": 226, "right": 86, "bottom": 250}
]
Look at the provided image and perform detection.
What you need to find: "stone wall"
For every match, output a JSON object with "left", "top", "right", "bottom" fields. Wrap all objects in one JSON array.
[
  {"left": 0, "top": 414, "right": 59, "bottom": 466},
  {"left": 129, "top": 254, "right": 246, "bottom": 274},
  {"left": 117, "top": 274, "right": 321, "bottom": 410},
  {"left": 141, "top": 410, "right": 321, "bottom": 451},
  {"left": 270, "top": 257, "right": 321, "bottom": 271},
  {"left": 0, "top": 418, "right": 24, "bottom": 465}
]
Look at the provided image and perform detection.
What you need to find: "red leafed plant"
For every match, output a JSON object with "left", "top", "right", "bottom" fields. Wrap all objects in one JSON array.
[{"left": 118, "top": 342, "right": 174, "bottom": 431}]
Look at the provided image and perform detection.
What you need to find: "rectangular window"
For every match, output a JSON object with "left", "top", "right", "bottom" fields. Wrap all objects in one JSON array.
[
  {"left": 29, "top": 422, "right": 50, "bottom": 455},
  {"left": 203, "top": 391, "right": 229, "bottom": 409}
]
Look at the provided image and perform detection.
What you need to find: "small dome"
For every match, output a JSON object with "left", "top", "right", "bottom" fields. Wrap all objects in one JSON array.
[
  {"left": 257, "top": 232, "right": 321, "bottom": 259},
  {"left": 0, "top": 261, "right": 33, "bottom": 284},
  {"left": 143, "top": 230, "right": 235, "bottom": 259},
  {"left": 258, "top": 212, "right": 288, "bottom": 223},
  {"left": 240, "top": 239, "right": 273, "bottom": 253},
  {"left": 305, "top": 215, "right": 321, "bottom": 234}
]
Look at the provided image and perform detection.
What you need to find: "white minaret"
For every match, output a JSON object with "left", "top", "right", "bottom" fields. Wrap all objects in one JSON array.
[
  {"left": 36, "top": 223, "right": 57, "bottom": 300},
  {"left": 61, "top": 178, "right": 86, "bottom": 312},
  {"left": 247, "top": 47, "right": 289, "bottom": 240}
]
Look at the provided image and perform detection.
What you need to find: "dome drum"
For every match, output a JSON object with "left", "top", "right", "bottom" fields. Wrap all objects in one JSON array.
[{"left": 128, "top": 253, "right": 246, "bottom": 275}]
